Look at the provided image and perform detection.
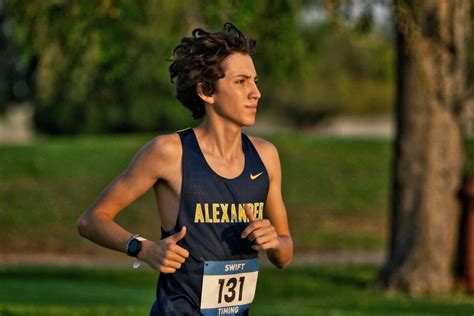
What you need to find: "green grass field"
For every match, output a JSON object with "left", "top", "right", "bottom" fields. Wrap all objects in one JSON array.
[
  {"left": 0, "top": 133, "right": 392, "bottom": 254},
  {"left": 0, "top": 265, "right": 473, "bottom": 316},
  {"left": 0, "top": 134, "right": 473, "bottom": 315},
  {"left": 0, "top": 134, "right": 473, "bottom": 254},
  {"left": 0, "top": 266, "right": 474, "bottom": 316}
]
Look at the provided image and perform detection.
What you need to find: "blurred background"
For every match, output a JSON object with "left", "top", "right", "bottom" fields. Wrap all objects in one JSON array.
[
  {"left": 0, "top": 0, "right": 400, "bottom": 254},
  {"left": 0, "top": 0, "right": 473, "bottom": 315},
  {"left": 0, "top": 0, "right": 396, "bottom": 136}
]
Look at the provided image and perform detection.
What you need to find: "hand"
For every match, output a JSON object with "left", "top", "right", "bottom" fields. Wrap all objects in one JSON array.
[
  {"left": 138, "top": 226, "right": 189, "bottom": 273},
  {"left": 241, "top": 204, "right": 280, "bottom": 251}
]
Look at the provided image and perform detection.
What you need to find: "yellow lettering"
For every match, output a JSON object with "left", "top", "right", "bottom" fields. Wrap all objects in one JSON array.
[
  {"left": 238, "top": 204, "right": 248, "bottom": 222},
  {"left": 231, "top": 204, "right": 238, "bottom": 222},
  {"left": 212, "top": 203, "right": 220, "bottom": 223},
  {"left": 194, "top": 203, "right": 204, "bottom": 223},
  {"left": 253, "top": 202, "right": 259, "bottom": 220},
  {"left": 252, "top": 203, "right": 258, "bottom": 219},
  {"left": 220, "top": 204, "right": 229, "bottom": 223},
  {"left": 194, "top": 202, "right": 264, "bottom": 223},
  {"left": 204, "top": 203, "right": 212, "bottom": 223}
]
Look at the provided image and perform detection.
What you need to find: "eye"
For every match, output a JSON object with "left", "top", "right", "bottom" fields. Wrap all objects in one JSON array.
[
  {"left": 235, "top": 79, "right": 245, "bottom": 84},
  {"left": 254, "top": 79, "right": 259, "bottom": 85}
]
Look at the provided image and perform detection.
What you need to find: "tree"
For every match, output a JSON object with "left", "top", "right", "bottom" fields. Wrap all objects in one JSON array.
[
  {"left": 378, "top": 0, "right": 471, "bottom": 294},
  {"left": 7, "top": 0, "right": 396, "bottom": 134},
  {"left": 6, "top": 1, "right": 194, "bottom": 134}
]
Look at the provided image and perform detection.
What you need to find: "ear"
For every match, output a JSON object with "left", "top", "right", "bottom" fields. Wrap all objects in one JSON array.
[{"left": 196, "top": 83, "right": 215, "bottom": 105}]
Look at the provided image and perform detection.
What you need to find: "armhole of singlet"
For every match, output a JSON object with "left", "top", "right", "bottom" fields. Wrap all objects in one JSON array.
[
  {"left": 242, "top": 133, "right": 270, "bottom": 179},
  {"left": 161, "top": 129, "right": 189, "bottom": 236}
]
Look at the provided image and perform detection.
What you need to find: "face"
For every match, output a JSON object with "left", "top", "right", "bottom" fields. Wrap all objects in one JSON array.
[{"left": 203, "top": 53, "right": 261, "bottom": 126}]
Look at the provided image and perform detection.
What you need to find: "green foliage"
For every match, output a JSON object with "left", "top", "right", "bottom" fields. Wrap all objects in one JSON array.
[
  {"left": 6, "top": 1, "right": 395, "bottom": 134},
  {"left": 199, "top": 1, "right": 395, "bottom": 127},
  {"left": 7, "top": 1, "right": 194, "bottom": 134},
  {"left": 270, "top": 23, "right": 394, "bottom": 128},
  {"left": 1, "top": 266, "right": 473, "bottom": 315}
]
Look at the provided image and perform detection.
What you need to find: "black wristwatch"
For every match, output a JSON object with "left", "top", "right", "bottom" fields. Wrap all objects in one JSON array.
[{"left": 126, "top": 235, "right": 146, "bottom": 257}]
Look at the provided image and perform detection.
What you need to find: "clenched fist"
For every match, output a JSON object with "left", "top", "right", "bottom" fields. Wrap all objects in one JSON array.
[{"left": 138, "top": 226, "right": 190, "bottom": 273}]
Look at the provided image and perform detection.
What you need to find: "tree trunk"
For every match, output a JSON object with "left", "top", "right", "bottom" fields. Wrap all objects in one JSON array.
[{"left": 378, "top": 0, "right": 471, "bottom": 294}]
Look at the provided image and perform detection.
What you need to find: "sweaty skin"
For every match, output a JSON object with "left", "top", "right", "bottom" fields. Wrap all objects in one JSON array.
[{"left": 77, "top": 52, "right": 293, "bottom": 272}]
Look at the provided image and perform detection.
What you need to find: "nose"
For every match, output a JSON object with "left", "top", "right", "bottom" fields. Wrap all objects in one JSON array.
[{"left": 249, "top": 82, "right": 261, "bottom": 101}]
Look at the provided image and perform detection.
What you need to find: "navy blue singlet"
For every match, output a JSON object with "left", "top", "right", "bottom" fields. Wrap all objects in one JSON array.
[{"left": 150, "top": 128, "right": 270, "bottom": 316}]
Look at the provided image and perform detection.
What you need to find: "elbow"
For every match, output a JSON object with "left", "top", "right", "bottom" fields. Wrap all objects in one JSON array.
[
  {"left": 77, "top": 210, "right": 109, "bottom": 239},
  {"left": 76, "top": 214, "right": 91, "bottom": 239}
]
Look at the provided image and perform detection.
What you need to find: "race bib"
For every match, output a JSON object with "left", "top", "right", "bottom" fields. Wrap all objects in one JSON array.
[{"left": 200, "top": 258, "right": 259, "bottom": 316}]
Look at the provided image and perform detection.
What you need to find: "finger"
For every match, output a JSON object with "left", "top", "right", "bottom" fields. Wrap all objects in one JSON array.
[
  {"left": 168, "top": 243, "right": 190, "bottom": 259},
  {"left": 244, "top": 204, "right": 257, "bottom": 222},
  {"left": 161, "top": 258, "right": 183, "bottom": 270},
  {"left": 166, "top": 226, "right": 187, "bottom": 244},
  {"left": 247, "top": 225, "right": 276, "bottom": 242},
  {"left": 164, "top": 249, "right": 188, "bottom": 264},
  {"left": 241, "top": 219, "right": 269, "bottom": 239},
  {"left": 252, "top": 240, "right": 279, "bottom": 251},
  {"left": 253, "top": 232, "right": 278, "bottom": 246},
  {"left": 241, "top": 222, "right": 257, "bottom": 239},
  {"left": 159, "top": 266, "right": 177, "bottom": 274}
]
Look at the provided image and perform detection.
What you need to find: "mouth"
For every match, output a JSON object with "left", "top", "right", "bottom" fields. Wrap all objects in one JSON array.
[{"left": 245, "top": 105, "right": 258, "bottom": 113}]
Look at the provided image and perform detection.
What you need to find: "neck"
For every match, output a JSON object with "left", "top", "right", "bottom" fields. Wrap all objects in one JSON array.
[{"left": 196, "top": 115, "right": 243, "bottom": 160}]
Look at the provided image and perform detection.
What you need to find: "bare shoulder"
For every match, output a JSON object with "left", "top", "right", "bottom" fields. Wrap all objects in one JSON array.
[
  {"left": 148, "top": 133, "right": 182, "bottom": 162},
  {"left": 127, "top": 133, "right": 182, "bottom": 177},
  {"left": 248, "top": 135, "right": 279, "bottom": 160}
]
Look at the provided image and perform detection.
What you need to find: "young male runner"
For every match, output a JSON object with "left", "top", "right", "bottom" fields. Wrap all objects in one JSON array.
[{"left": 77, "top": 23, "right": 293, "bottom": 315}]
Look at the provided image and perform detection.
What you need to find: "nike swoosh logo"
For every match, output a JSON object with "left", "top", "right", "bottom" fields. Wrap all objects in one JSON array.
[{"left": 250, "top": 172, "right": 264, "bottom": 180}]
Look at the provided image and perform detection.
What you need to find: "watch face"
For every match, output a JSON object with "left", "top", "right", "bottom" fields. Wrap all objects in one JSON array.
[{"left": 128, "top": 238, "right": 141, "bottom": 257}]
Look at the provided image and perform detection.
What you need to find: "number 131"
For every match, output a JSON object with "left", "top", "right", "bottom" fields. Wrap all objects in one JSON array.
[{"left": 217, "top": 277, "right": 245, "bottom": 304}]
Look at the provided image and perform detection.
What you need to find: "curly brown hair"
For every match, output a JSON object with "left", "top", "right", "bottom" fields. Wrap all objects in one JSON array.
[{"left": 169, "top": 23, "right": 256, "bottom": 119}]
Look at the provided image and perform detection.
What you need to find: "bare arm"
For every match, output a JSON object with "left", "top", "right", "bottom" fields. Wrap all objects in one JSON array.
[
  {"left": 77, "top": 135, "right": 189, "bottom": 272},
  {"left": 241, "top": 139, "right": 293, "bottom": 268}
]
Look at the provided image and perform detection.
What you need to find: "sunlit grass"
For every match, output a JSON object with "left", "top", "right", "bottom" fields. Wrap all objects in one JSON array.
[
  {"left": 0, "top": 265, "right": 473, "bottom": 315},
  {"left": 0, "top": 135, "right": 472, "bottom": 253}
]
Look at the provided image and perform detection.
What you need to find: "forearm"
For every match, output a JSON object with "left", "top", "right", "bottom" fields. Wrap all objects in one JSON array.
[
  {"left": 77, "top": 211, "right": 133, "bottom": 254},
  {"left": 267, "top": 235, "right": 293, "bottom": 268}
]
